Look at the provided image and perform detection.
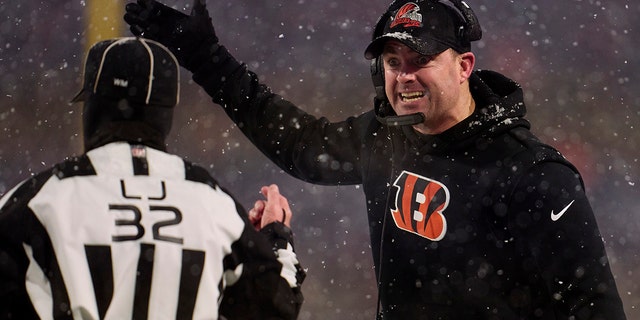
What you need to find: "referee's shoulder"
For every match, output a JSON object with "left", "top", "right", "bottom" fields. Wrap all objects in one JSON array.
[
  {"left": 51, "top": 154, "right": 96, "bottom": 180},
  {"left": 182, "top": 159, "right": 221, "bottom": 190}
]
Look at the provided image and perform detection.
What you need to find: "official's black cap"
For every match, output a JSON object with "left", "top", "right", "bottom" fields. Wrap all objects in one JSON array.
[
  {"left": 71, "top": 37, "right": 179, "bottom": 107},
  {"left": 365, "top": 1, "right": 471, "bottom": 60}
]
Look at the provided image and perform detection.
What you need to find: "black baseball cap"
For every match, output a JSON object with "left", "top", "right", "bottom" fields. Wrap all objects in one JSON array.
[
  {"left": 365, "top": 0, "right": 471, "bottom": 60},
  {"left": 71, "top": 37, "right": 179, "bottom": 107}
]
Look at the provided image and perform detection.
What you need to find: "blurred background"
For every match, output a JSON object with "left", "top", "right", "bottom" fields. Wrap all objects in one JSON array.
[{"left": 0, "top": 0, "right": 637, "bottom": 318}]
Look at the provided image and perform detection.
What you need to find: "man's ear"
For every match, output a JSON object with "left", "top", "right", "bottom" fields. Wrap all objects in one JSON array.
[{"left": 459, "top": 51, "right": 475, "bottom": 82}]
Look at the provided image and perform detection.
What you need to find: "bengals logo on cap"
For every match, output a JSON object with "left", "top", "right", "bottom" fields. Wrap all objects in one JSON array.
[
  {"left": 390, "top": 171, "right": 449, "bottom": 241},
  {"left": 389, "top": 2, "right": 423, "bottom": 29}
]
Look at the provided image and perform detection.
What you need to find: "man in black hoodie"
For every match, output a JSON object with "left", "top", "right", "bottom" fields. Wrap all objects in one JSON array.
[
  {"left": 124, "top": 0, "right": 626, "bottom": 319},
  {"left": 0, "top": 37, "right": 305, "bottom": 319}
]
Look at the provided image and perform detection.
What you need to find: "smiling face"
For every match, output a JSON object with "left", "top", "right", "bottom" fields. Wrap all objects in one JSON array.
[{"left": 382, "top": 40, "right": 476, "bottom": 134}]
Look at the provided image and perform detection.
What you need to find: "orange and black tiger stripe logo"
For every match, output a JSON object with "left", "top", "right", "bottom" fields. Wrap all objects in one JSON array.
[{"left": 390, "top": 171, "right": 449, "bottom": 241}]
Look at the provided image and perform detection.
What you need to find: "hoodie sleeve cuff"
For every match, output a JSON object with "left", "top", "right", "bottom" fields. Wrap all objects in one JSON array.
[{"left": 260, "top": 222, "right": 295, "bottom": 250}]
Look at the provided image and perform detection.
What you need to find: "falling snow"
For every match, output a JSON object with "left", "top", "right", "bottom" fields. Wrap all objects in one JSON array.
[{"left": 0, "top": 1, "right": 638, "bottom": 319}]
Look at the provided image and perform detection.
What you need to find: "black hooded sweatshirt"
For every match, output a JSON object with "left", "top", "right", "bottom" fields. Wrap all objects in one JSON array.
[{"left": 191, "top": 52, "right": 626, "bottom": 319}]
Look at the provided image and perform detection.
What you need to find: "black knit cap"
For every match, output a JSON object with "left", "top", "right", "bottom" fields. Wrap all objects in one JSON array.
[
  {"left": 71, "top": 37, "right": 179, "bottom": 107},
  {"left": 365, "top": 0, "right": 472, "bottom": 59}
]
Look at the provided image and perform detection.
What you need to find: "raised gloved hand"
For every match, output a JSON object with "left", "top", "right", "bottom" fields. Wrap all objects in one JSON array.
[{"left": 124, "top": 0, "right": 218, "bottom": 70}]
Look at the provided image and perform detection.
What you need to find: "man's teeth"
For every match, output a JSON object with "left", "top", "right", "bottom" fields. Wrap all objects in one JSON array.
[{"left": 401, "top": 92, "right": 424, "bottom": 101}]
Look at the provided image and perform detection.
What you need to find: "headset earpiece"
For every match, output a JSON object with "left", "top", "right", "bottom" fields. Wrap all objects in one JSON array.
[{"left": 371, "top": 57, "right": 386, "bottom": 101}]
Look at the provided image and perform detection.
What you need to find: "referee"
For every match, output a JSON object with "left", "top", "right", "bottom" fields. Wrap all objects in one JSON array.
[{"left": 0, "top": 37, "right": 305, "bottom": 319}]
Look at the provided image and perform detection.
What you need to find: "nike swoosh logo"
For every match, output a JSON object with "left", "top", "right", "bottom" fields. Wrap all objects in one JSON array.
[{"left": 551, "top": 200, "right": 575, "bottom": 221}]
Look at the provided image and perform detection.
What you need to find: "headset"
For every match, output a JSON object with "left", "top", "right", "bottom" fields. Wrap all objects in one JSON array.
[{"left": 370, "top": 0, "right": 482, "bottom": 126}]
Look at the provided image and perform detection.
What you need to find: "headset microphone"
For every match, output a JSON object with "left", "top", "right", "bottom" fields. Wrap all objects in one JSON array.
[
  {"left": 373, "top": 89, "right": 425, "bottom": 126},
  {"left": 376, "top": 112, "right": 425, "bottom": 126},
  {"left": 371, "top": 86, "right": 426, "bottom": 126}
]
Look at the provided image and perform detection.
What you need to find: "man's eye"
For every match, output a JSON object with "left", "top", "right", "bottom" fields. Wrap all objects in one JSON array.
[
  {"left": 386, "top": 58, "right": 400, "bottom": 68},
  {"left": 415, "top": 56, "right": 430, "bottom": 66}
]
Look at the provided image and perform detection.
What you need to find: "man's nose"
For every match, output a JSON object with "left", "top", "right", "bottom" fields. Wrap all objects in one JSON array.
[{"left": 396, "top": 69, "right": 417, "bottom": 82}]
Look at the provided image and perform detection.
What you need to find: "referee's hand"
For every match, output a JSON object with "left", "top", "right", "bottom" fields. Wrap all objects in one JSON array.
[{"left": 249, "top": 184, "right": 292, "bottom": 230}]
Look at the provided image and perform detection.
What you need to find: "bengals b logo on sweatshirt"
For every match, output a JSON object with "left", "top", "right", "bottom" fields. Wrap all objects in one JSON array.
[{"left": 390, "top": 171, "right": 449, "bottom": 241}]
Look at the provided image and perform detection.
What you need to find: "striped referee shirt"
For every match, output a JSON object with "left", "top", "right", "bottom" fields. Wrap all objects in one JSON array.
[{"left": 0, "top": 142, "right": 304, "bottom": 319}]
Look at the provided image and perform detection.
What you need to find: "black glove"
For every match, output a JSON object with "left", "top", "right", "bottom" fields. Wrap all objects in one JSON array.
[{"left": 124, "top": 0, "right": 218, "bottom": 70}]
